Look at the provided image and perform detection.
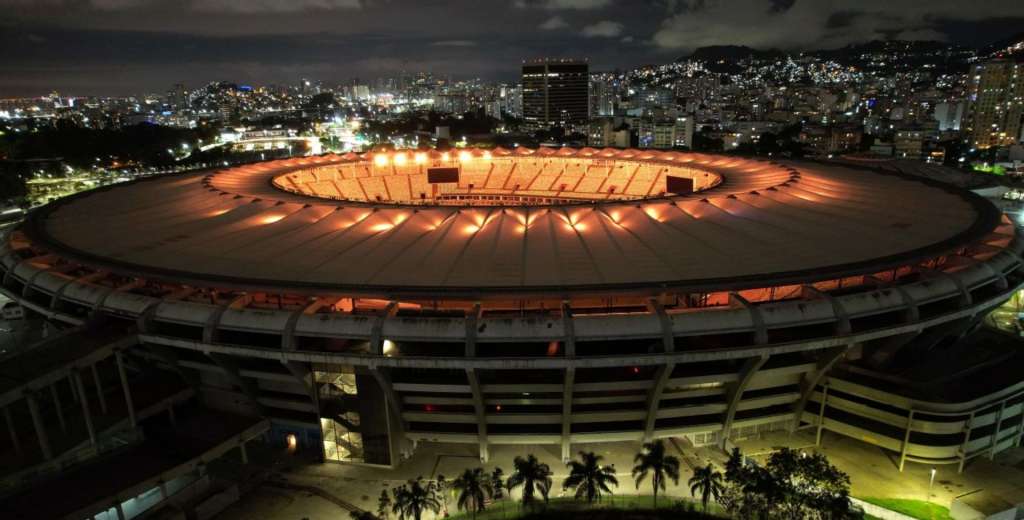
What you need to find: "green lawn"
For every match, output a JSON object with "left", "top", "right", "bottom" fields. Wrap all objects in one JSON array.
[
  {"left": 443, "top": 495, "right": 725, "bottom": 520},
  {"left": 859, "top": 498, "right": 952, "bottom": 520}
]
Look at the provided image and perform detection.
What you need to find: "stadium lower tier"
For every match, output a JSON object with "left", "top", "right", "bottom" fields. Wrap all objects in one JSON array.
[{"left": 2, "top": 230, "right": 1023, "bottom": 470}]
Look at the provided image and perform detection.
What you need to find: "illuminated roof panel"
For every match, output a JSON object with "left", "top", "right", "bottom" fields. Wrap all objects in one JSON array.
[{"left": 21, "top": 149, "right": 999, "bottom": 298}]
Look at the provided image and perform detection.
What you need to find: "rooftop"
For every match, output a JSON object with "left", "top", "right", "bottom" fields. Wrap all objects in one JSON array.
[{"left": 17, "top": 149, "right": 1001, "bottom": 300}]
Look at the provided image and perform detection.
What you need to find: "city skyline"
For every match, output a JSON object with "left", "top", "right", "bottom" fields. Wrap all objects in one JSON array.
[{"left": 3, "top": 0, "right": 1024, "bottom": 96}]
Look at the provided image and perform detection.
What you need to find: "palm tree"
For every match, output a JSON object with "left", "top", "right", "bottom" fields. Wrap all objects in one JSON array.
[
  {"left": 391, "top": 485, "right": 409, "bottom": 520},
  {"left": 350, "top": 512, "right": 378, "bottom": 520},
  {"left": 377, "top": 489, "right": 392, "bottom": 520},
  {"left": 453, "top": 467, "right": 493, "bottom": 519},
  {"left": 631, "top": 440, "right": 681, "bottom": 508},
  {"left": 507, "top": 454, "right": 553, "bottom": 508},
  {"left": 434, "top": 474, "right": 450, "bottom": 517},
  {"left": 490, "top": 467, "right": 506, "bottom": 501},
  {"left": 393, "top": 478, "right": 441, "bottom": 520},
  {"left": 688, "top": 463, "right": 725, "bottom": 513},
  {"left": 562, "top": 451, "right": 619, "bottom": 504}
]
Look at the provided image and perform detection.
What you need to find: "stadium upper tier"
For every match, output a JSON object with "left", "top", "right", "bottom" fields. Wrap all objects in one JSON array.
[{"left": 15, "top": 148, "right": 1004, "bottom": 299}]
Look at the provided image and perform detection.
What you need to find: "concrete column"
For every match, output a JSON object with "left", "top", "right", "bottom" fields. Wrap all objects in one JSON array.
[
  {"left": 25, "top": 392, "right": 53, "bottom": 460},
  {"left": 114, "top": 502, "right": 126, "bottom": 520},
  {"left": 68, "top": 373, "right": 79, "bottom": 403},
  {"left": 1017, "top": 405, "right": 1024, "bottom": 448},
  {"left": 91, "top": 363, "right": 108, "bottom": 415},
  {"left": 989, "top": 400, "right": 1007, "bottom": 460},
  {"left": 158, "top": 481, "right": 168, "bottom": 500},
  {"left": 240, "top": 441, "right": 249, "bottom": 464},
  {"left": 168, "top": 405, "right": 177, "bottom": 428},
  {"left": 74, "top": 370, "right": 98, "bottom": 447},
  {"left": 643, "top": 363, "right": 674, "bottom": 442},
  {"left": 49, "top": 383, "right": 67, "bottom": 433},
  {"left": 958, "top": 411, "right": 974, "bottom": 474},
  {"left": 720, "top": 354, "right": 769, "bottom": 448},
  {"left": 3, "top": 404, "right": 21, "bottom": 455},
  {"left": 815, "top": 385, "right": 829, "bottom": 446},
  {"left": 561, "top": 367, "right": 575, "bottom": 463},
  {"left": 898, "top": 409, "right": 916, "bottom": 472},
  {"left": 465, "top": 368, "right": 488, "bottom": 463},
  {"left": 115, "top": 350, "right": 136, "bottom": 428}
]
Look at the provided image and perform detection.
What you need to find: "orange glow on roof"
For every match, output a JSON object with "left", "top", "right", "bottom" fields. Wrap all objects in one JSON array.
[
  {"left": 370, "top": 223, "right": 394, "bottom": 232},
  {"left": 208, "top": 209, "right": 231, "bottom": 217},
  {"left": 414, "top": 152, "right": 427, "bottom": 164},
  {"left": 459, "top": 151, "right": 472, "bottom": 162},
  {"left": 393, "top": 153, "right": 407, "bottom": 166},
  {"left": 373, "top": 154, "right": 389, "bottom": 167},
  {"left": 261, "top": 214, "right": 286, "bottom": 224}
]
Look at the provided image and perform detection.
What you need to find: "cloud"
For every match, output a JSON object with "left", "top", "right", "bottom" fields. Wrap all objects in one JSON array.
[
  {"left": 431, "top": 40, "right": 477, "bottom": 47},
  {"left": 515, "top": 0, "right": 611, "bottom": 10},
  {"left": 652, "top": 0, "right": 1024, "bottom": 52},
  {"left": 539, "top": 16, "right": 569, "bottom": 30},
  {"left": 582, "top": 20, "right": 623, "bottom": 38}
]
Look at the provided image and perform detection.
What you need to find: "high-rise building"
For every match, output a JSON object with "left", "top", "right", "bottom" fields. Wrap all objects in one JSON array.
[
  {"left": 521, "top": 59, "right": 589, "bottom": 131},
  {"left": 168, "top": 83, "right": 189, "bottom": 110},
  {"left": 966, "top": 59, "right": 1024, "bottom": 149}
]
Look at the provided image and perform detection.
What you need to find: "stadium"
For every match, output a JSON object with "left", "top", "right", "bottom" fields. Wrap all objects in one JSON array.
[{"left": 2, "top": 146, "right": 1024, "bottom": 490}]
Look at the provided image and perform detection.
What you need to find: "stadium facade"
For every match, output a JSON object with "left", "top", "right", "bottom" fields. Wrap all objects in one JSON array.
[{"left": 2, "top": 147, "right": 1023, "bottom": 475}]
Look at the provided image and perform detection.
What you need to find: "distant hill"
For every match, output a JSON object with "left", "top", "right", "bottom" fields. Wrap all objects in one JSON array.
[
  {"left": 980, "top": 31, "right": 1024, "bottom": 58},
  {"left": 677, "top": 45, "right": 784, "bottom": 63}
]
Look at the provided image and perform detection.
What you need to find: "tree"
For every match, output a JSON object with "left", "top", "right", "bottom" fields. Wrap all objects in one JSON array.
[
  {"left": 435, "top": 474, "right": 450, "bottom": 517},
  {"left": 507, "top": 454, "right": 553, "bottom": 508},
  {"left": 631, "top": 440, "right": 681, "bottom": 508},
  {"left": 391, "top": 485, "right": 409, "bottom": 520},
  {"left": 377, "top": 489, "right": 392, "bottom": 520},
  {"left": 490, "top": 467, "right": 506, "bottom": 501},
  {"left": 688, "top": 464, "right": 725, "bottom": 513},
  {"left": 350, "top": 512, "right": 379, "bottom": 520},
  {"left": 453, "top": 467, "right": 493, "bottom": 519},
  {"left": 392, "top": 479, "right": 440, "bottom": 520},
  {"left": 562, "top": 451, "right": 619, "bottom": 504},
  {"left": 720, "top": 447, "right": 853, "bottom": 520}
]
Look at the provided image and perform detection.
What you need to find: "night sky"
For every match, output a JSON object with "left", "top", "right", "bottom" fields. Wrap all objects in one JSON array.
[{"left": 2, "top": 0, "right": 1023, "bottom": 97}]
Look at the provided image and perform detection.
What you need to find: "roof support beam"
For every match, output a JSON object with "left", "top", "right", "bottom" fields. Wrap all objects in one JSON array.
[
  {"left": 643, "top": 363, "right": 674, "bottom": 442},
  {"left": 370, "top": 301, "right": 398, "bottom": 355},
  {"left": 729, "top": 293, "right": 767, "bottom": 345},
  {"left": 866, "top": 275, "right": 921, "bottom": 324},
  {"left": 72, "top": 368, "right": 97, "bottom": 447},
  {"left": 466, "top": 368, "right": 488, "bottom": 463},
  {"left": 560, "top": 301, "right": 576, "bottom": 463},
  {"left": 561, "top": 367, "right": 575, "bottom": 463},
  {"left": 203, "top": 294, "right": 253, "bottom": 344},
  {"left": 25, "top": 391, "right": 53, "bottom": 460},
  {"left": 206, "top": 352, "right": 264, "bottom": 413},
  {"left": 114, "top": 349, "right": 136, "bottom": 429},
  {"left": 646, "top": 298, "right": 674, "bottom": 353},
  {"left": 282, "top": 297, "right": 334, "bottom": 351},
  {"left": 369, "top": 366, "right": 408, "bottom": 447},
  {"left": 898, "top": 409, "right": 916, "bottom": 472},
  {"left": 801, "top": 286, "right": 851, "bottom": 336},
  {"left": 790, "top": 344, "right": 850, "bottom": 432},
  {"left": 720, "top": 353, "right": 769, "bottom": 448},
  {"left": 465, "top": 303, "right": 481, "bottom": 357}
]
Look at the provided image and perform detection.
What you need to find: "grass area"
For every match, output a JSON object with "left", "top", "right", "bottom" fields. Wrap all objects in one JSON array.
[
  {"left": 859, "top": 497, "right": 952, "bottom": 520},
  {"left": 444, "top": 495, "right": 725, "bottom": 520}
]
